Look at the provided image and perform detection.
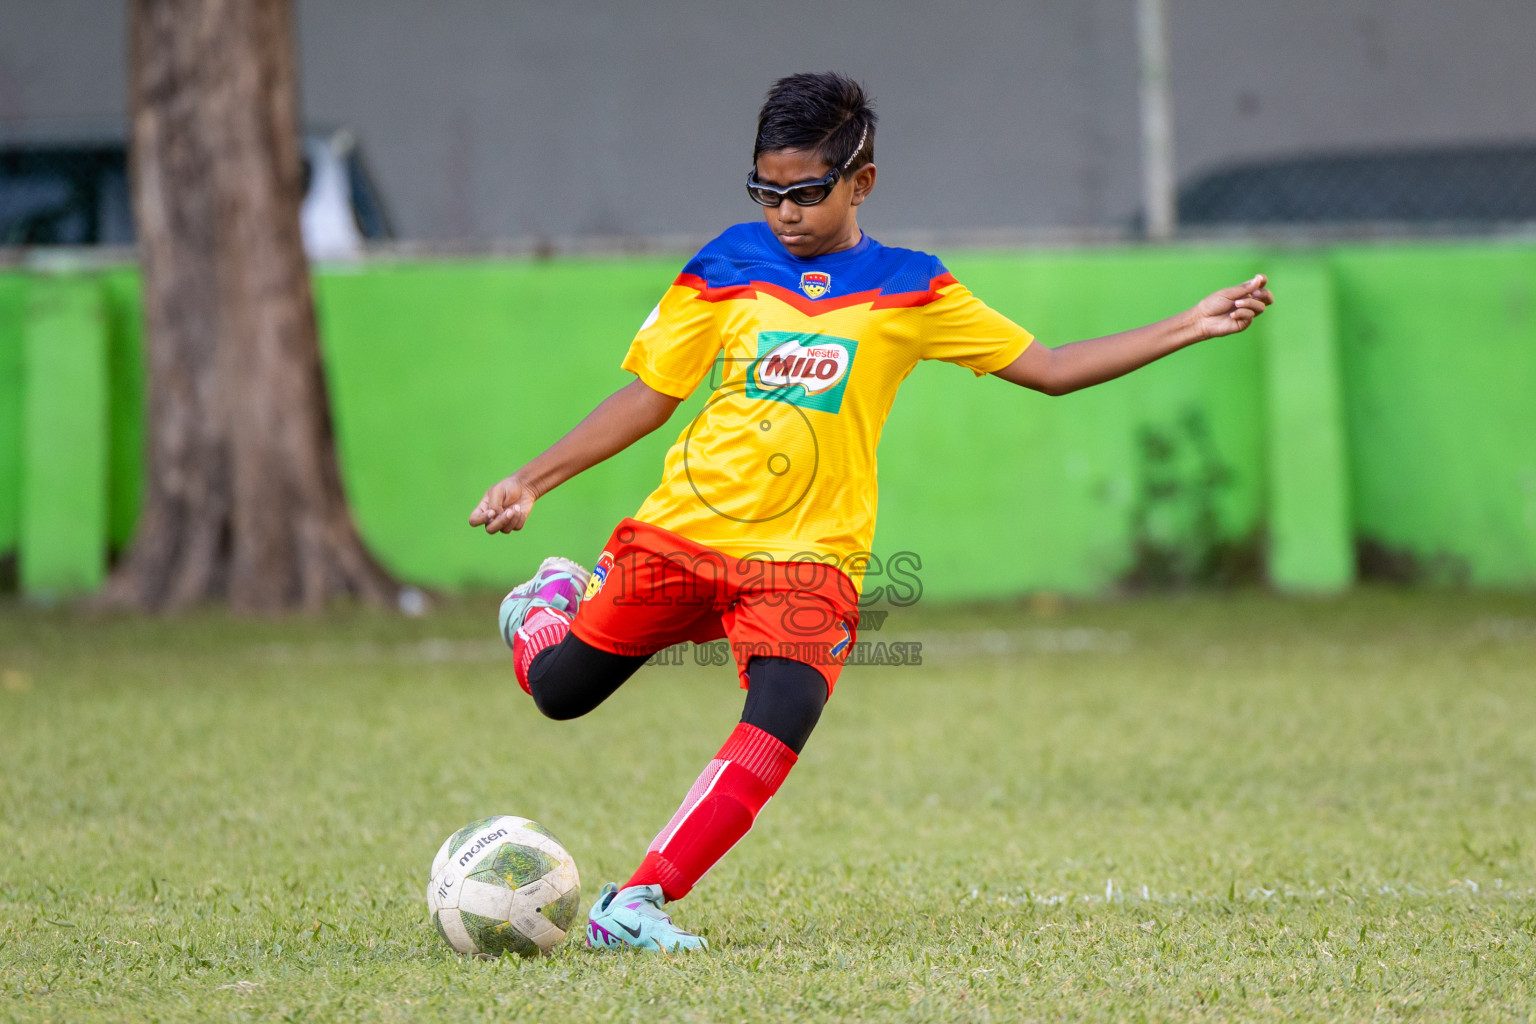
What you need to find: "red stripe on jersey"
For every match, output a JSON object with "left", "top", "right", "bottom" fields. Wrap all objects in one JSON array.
[{"left": 674, "top": 272, "right": 955, "bottom": 317}]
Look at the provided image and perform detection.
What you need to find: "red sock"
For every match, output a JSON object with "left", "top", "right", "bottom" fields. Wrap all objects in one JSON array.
[
  {"left": 625, "top": 723, "right": 797, "bottom": 901},
  {"left": 512, "top": 606, "right": 571, "bottom": 694}
]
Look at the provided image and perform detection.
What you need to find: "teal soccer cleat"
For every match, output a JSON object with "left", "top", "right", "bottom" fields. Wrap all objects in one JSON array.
[
  {"left": 498, "top": 556, "right": 590, "bottom": 649},
  {"left": 585, "top": 883, "right": 709, "bottom": 953}
]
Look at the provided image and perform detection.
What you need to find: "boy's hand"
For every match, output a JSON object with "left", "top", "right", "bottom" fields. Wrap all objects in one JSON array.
[
  {"left": 466, "top": 379, "right": 682, "bottom": 537},
  {"left": 470, "top": 475, "right": 535, "bottom": 533},
  {"left": 1191, "top": 274, "right": 1273, "bottom": 339}
]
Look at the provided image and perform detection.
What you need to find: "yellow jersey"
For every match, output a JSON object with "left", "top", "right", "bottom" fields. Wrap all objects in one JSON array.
[{"left": 623, "top": 222, "right": 1032, "bottom": 577}]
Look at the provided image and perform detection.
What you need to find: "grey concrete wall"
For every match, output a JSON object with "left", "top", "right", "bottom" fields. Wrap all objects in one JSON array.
[
  {"left": 3, "top": 0, "right": 1534, "bottom": 242},
  {"left": 0, "top": 1, "right": 127, "bottom": 136}
]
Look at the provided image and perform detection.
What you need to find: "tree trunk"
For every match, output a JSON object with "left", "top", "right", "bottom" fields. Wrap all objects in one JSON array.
[{"left": 107, "top": 0, "right": 396, "bottom": 612}]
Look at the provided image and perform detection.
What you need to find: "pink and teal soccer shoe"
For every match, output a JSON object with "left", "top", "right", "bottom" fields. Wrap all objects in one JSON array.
[
  {"left": 585, "top": 883, "right": 709, "bottom": 953},
  {"left": 498, "top": 556, "right": 590, "bottom": 650}
]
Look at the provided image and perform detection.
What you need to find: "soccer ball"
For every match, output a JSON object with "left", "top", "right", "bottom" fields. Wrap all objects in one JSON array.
[{"left": 426, "top": 815, "right": 581, "bottom": 958}]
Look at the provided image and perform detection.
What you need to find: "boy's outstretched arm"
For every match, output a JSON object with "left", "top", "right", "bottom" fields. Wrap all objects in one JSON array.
[
  {"left": 992, "top": 274, "right": 1273, "bottom": 396},
  {"left": 469, "top": 378, "right": 681, "bottom": 534}
]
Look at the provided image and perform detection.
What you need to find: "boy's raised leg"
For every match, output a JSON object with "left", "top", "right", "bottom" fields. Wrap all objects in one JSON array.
[{"left": 498, "top": 556, "right": 589, "bottom": 692}]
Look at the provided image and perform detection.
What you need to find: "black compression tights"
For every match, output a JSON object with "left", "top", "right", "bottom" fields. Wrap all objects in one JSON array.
[{"left": 525, "top": 635, "right": 826, "bottom": 754}]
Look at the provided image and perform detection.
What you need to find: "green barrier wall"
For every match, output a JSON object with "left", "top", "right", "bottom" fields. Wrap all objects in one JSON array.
[
  {"left": 1332, "top": 244, "right": 1536, "bottom": 586},
  {"left": 311, "top": 249, "right": 1282, "bottom": 600},
  {"left": 876, "top": 249, "right": 1269, "bottom": 598},
  {"left": 1, "top": 240, "right": 1532, "bottom": 600},
  {"left": 1262, "top": 257, "right": 1354, "bottom": 592},
  {"left": 0, "top": 277, "right": 24, "bottom": 569},
  {"left": 101, "top": 269, "right": 146, "bottom": 555},
  {"left": 19, "top": 276, "right": 109, "bottom": 597}
]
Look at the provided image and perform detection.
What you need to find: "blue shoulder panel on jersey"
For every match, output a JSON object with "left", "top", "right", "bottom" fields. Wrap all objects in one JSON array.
[{"left": 679, "top": 222, "right": 946, "bottom": 303}]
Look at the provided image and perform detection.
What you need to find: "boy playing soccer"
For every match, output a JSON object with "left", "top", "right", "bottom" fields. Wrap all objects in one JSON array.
[{"left": 469, "top": 72, "right": 1272, "bottom": 952}]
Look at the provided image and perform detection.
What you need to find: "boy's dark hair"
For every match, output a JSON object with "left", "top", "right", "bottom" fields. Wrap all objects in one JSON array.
[{"left": 754, "top": 72, "right": 876, "bottom": 172}]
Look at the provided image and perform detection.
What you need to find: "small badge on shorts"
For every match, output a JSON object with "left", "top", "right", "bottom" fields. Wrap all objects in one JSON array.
[
  {"left": 584, "top": 551, "right": 614, "bottom": 602},
  {"left": 798, "top": 271, "right": 830, "bottom": 299},
  {"left": 829, "top": 620, "right": 854, "bottom": 660}
]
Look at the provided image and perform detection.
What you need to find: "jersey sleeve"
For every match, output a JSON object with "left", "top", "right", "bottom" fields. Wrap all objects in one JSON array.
[
  {"left": 920, "top": 274, "right": 1034, "bottom": 376},
  {"left": 620, "top": 278, "right": 722, "bottom": 399}
]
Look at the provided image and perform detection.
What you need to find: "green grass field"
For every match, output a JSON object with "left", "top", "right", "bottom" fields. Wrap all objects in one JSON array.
[{"left": 3, "top": 590, "right": 1535, "bottom": 1022}]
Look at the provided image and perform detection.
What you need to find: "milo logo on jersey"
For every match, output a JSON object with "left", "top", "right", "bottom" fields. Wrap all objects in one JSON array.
[{"left": 746, "top": 331, "right": 859, "bottom": 413}]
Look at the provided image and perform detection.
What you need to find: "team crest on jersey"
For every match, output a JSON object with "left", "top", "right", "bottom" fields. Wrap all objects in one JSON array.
[
  {"left": 798, "top": 271, "right": 831, "bottom": 299},
  {"left": 583, "top": 551, "right": 615, "bottom": 601},
  {"left": 746, "top": 331, "right": 859, "bottom": 414}
]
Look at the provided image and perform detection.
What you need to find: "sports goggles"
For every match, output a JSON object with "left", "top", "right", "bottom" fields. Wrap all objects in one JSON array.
[
  {"left": 745, "top": 167, "right": 843, "bottom": 207},
  {"left": 745, "top": 124, "right": 868, "bottom": 207}
]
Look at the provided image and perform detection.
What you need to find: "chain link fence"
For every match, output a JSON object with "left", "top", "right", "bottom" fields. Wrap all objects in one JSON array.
[
  {"left": 6, "top": 137, "right": 1536, "bottom": 253},
  {"left": 0, "top": 144, "right": 132, "bottom": 247},
  {"left": 0, "top": 133, "right": 391, "bottom": 251},
  {"left": 1178, "top": 143, "right": 1536, "bottom": 228}
]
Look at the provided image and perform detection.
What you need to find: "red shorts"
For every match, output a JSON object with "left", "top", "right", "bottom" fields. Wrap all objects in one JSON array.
[{"left": 570, "top": 519, "right": 860, "bottom": 693}]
